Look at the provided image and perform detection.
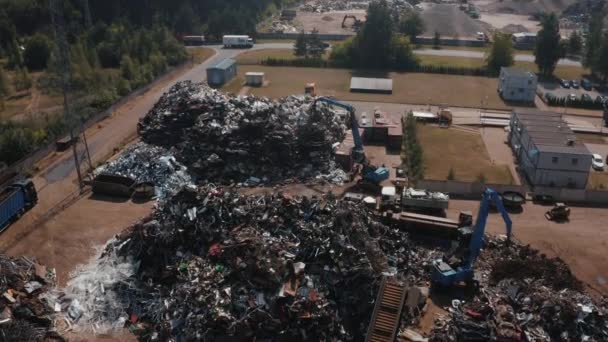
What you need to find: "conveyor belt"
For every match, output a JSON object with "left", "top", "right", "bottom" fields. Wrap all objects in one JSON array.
[{"left": 366, "top": 277, "right": 407, "bottom": 342}]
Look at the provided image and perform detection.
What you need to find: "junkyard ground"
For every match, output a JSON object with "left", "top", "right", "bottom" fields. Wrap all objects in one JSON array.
[
  {"left": 2, "top": 44, "right": 608, "bottom": 339},
  {"left": 448, "top": 198, "right": 608, "bottom": 296}
]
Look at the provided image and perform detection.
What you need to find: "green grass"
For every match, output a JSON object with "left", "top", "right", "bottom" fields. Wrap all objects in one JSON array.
[
  {"left": 235, "top": 48, "right": 329, "bottom": 65},
  {"left": 418, "top": 124, "right": 513, "bottom": 184},
  {"left": 588, "top": 173, "right": 608, "bottom": 190},
  {"left": 188, "top": 47, "right": 215, "bottom": 64},
  {"left": 418, "top": 55, "right": 485, "bottom": 68}
]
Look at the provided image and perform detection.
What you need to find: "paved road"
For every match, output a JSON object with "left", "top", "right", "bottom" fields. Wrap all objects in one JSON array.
[
  {"left": 205, "top": 43, "right": 583, "bottom": 67},
  {"left": 414, "top": 48, "right": 581, "bottom": 67}
]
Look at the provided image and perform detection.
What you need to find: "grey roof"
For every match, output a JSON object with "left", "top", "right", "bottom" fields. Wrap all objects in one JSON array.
[
  {"left": 209, "top": 58, "right": 235, "bottom": 71},
  {"left": 350, "top": 77, "right": 393, "bottom": 91},
  {"left": 501, "top": 67, "right": 535, "bottom": 78},
  {"left": 513, "top": 109, "right": 590, "bottom": 155}
]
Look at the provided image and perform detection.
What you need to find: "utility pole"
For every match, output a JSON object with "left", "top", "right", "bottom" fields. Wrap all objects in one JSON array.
[
  {"left": 49, "top": 0, "right": 89, "bottom": 190},
  {"left": 81, "top": 0, "right": 92, "bottom": 29}
]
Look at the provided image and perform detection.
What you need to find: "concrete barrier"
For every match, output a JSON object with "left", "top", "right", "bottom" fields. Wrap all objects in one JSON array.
[
  {"left": 416, "top": 180, "right": 528, "bottom": 199},
  {"left": 535, "top": 186, "right": 608, "bottom": 205}
]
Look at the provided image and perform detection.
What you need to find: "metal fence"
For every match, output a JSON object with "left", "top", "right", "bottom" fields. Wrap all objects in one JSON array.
[{"left": 416, "top": 180, "right": 528, "bottom": 199}]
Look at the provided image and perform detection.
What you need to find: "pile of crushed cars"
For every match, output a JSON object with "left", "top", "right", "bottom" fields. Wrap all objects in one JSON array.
[
  {"left": 0, "top": 255, "right": 62, "bottom": 341},
  {"left": 430, "top": 239, "right": 608, "bottom": 341},
  {"left": 92, "top": 185, "right": 435, "bottom": 341},
  {"left": 137, "top": 81, "right": 348, "bottom": 186},
  {"left": 57, "top": 183, "right": 608, "bottom": 341}
]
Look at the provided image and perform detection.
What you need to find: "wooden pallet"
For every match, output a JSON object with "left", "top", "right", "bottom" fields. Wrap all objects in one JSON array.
[{"left": 366, "top": 277, "right": 407, "bottom": 342}]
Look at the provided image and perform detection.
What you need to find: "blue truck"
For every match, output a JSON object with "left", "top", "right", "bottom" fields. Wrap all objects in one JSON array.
[{"left": 0, "top": 180, "right": 38, "bottom": 232}]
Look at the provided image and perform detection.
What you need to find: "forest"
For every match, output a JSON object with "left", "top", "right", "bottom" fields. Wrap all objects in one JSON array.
[{"left": 0, "top": 0, "right": 292, "bottom": 167}]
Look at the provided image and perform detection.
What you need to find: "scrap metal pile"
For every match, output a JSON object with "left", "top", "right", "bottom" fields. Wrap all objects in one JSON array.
[
  {"left": 430, "top": 239, "right": 608, "bottom": 342},
  {"left": 87, "top": 185, "right": 434, "bottom": 341},
  {"left": 137, "top": 81, "right": 348, "bottom": 186},
  {"left": 95, "top": 143, "right": 193, "bottom": 199},
  {"left": 0, "top": 255, "right": 60, "bottom": 341}
]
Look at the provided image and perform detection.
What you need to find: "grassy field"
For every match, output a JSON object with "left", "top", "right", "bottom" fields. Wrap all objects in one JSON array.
[
  {"left": 224, "top": 65, "right": 509, "bottom": 109},
  {"left": 235, "top": 49, "right": 330, "bottom": 64},
  {"left": 588, "top": 173, "right": 608, "bottom": 190},
  {"left": 418, "top": 124, "right": 513, "bottom": 184},
  {"left": 188, "top": 47, "right": 215, "bottom": 64},
  {"left": 418, "top": 55, "right": 485, "bottom": 68},
  {"left": 575, "top": 133, "right": 607, "bottom": 145}
]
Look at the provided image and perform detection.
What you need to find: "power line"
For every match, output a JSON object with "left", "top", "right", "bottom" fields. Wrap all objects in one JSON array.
[{"left": 49, "top": 0, "right": 92, "bottom": 190}]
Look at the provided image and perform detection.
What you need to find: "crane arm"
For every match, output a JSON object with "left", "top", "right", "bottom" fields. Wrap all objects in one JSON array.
[
  {"left": 313, "top": 97, "right": 363, "bottom": 152},
  {"left": 465, "top": 188, "right": 512, "bottom": 269}
]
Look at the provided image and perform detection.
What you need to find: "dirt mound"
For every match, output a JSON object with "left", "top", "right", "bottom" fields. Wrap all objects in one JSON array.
[
  {"left": 478, "top": 0, "right": 579, "bottom": 15},
  {"left": 421, "top": 4, "right": 487, "bottom": 38}
]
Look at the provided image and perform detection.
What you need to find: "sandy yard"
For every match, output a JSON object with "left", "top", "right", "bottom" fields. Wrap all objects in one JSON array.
[{"left": 296, "top": 10, "right": 365, "bottom": 35}]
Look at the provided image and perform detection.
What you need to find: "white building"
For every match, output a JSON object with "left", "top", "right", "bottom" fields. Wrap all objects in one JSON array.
[
  {"left": 498, "top": 67, "right": 538, "bottom": 103},
  {"left": 508, "top": 109, "right": 592, "bottom": 189}
]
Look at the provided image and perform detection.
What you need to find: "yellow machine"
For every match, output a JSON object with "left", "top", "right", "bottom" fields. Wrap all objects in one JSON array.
[{"left": 305, "top": 83, "right": 316, "bottom": 97}]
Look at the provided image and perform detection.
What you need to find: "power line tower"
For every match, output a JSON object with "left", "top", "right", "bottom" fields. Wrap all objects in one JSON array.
[{"left": 49, "top": 0, "right": 92, "bottom": 190}]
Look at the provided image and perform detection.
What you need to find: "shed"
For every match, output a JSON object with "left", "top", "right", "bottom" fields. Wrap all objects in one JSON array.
[
  {"left": 245, "top": 72, "right": 265, "bottom": 87},
  {"left": 206, "top": 58, "right": 237, "bottom": 87},
  {"left": 350, "top": 77, "right": 393, "bottom": 94}
]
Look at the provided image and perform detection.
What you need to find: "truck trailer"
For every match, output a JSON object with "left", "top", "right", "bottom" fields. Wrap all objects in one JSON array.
[
  {"left": 223, "top": 35, "right": 253, "bottom": 48},
  {"left": 0, "top": 179, "right": 38, "bottom": 232}
]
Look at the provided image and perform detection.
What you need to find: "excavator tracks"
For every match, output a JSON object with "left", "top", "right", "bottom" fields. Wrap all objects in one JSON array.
[{"left": 366, "top": 277, "right": 407, "bottom": 342}]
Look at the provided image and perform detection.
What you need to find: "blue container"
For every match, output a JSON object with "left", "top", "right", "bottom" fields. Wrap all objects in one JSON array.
[{"left": 0, "top": 187, "right": 25, "bottom": 231}]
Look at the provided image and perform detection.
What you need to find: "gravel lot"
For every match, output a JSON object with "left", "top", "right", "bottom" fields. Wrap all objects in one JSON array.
[{"left": 419, "top": 3, "right": 488, "bottom": 39}]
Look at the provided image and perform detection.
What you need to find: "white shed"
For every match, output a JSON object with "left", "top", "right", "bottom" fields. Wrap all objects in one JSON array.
[{"left": 245, "top": 72, "right": 265, "bottom": 87}]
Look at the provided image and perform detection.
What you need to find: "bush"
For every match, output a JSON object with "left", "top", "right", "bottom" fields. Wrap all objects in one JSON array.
[
  {"left": 24, "top": 34, "right": 51, "bottom": 71},
  {"left": 116, "top": 78, "right": 132, "bottom": 96},
  {"left": 260, "top": 57, "right": 493, "bottom": 77},
  {"left": 545, "top": 95, "right": 605, "bottom": 110}
]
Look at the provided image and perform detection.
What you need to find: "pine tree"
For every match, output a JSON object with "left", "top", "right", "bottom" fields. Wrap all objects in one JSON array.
[
  {"left": 433, "top": 31, "right": 441, "bottom": 49},
  {"left": 486, "top": 33, "right": 514, "bottom": 73},
  {"left": 307, "top": 28, "right": 326, "bottom": 59},
  {"left": 294, "top": 30, "right": 308, "bottom": 58},
  {"left": 596, "top": 33, "right": 608, "bottom": 82},
  {"left": 447, "top": 167, "right": 455, "bottom": 180},
  {"left": 0, "top": 68, "right": 9, "bottom": 110},
  {"left": 568, "top": 31, "right": 582, "bottom": 56},
  {"left": 535, "top": 13, "right": 562, "bottom": 77}
]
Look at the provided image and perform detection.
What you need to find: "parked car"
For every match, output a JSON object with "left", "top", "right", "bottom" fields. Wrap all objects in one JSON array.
[
  {"left": 570, "top": 80, "right": 580, "bottom": 89},
  {"left": 560, "top": 79, "right": 570, "bottom": 88},
  {"left": 592, "top": 154, "right": 605, "bottom": 171},
  {"left": 581, "top": 78, "right": 593, "bottom": 90},
  {"left": 568, "top": 93, "right": 577, "bottom": 102},
  {"left": 582, "top": 93, "right": 593, "bottom": 101}
]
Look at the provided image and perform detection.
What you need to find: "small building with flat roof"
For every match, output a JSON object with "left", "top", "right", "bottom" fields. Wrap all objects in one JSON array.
[
  {"left": 206, "top": 58, "right": 237, "bottom": 87},
  {"left": 498, "top": 67, "right": 538, "bottom": 103},
  {"left": 508, "top": 109, "right": 592, "bottom": 189},
  {"left": 350, "top": 77, "right": 393, "bottom": 94}
]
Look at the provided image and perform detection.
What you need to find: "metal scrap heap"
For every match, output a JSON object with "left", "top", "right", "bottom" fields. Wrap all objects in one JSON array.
[
  {"left": 137, "top": 81, "right": 348, "bottom": 185},
  {"left": 430, "top": 239, "right": 608, "bottom": 342},
  {"left": 0, "top": 255, "right": 60, "bottom": 341},
  {"left": 104, "top": 185, "right": 433, "bottom": 341}
]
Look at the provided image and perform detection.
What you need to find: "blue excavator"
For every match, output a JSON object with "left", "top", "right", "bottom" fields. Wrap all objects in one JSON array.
[
  {"left": 431, "top": 188, "right": 512, "bottom": 288},
  {"left": 312, "top": 97, "right": 390, "bottom": 185}
]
